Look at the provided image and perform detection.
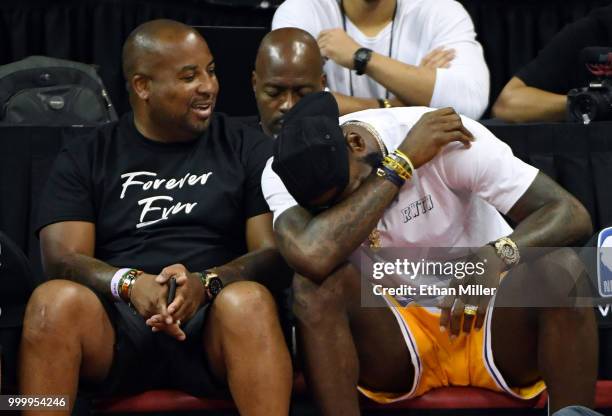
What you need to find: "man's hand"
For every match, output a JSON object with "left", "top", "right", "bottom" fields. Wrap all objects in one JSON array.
[
  {"left": 158, "top": 263, "right": 207, "bottom": 323},
  {"left": 438, "top": 247, "right": 505, "bottom": 338},
  {"left": 129, "top": 273, "right": 171, "bottom": 319},
  {"left": 145, "top": 263, "right": 207, "bottom": 340},
  {"left": 398, "top": 107, "right": 474, "bottom": 169},
  {"left": 317, "top": 29, "right": 361, "bottom": 69},
  {"left": 419, "top": 47, "right": 455, "bottom": 69}
]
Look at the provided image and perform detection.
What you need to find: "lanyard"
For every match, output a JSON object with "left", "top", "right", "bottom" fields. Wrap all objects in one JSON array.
[{"left": 340, "top": 0, "right": 398, "bottom": 99}]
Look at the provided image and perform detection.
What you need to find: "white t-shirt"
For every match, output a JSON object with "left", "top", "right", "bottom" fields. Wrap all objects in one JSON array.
[
  {"left": 261, "top": 107, "right": 539, "bottom": 249},
  {"left": 272, "top": 0, "right": 490, "bottom": 120}
]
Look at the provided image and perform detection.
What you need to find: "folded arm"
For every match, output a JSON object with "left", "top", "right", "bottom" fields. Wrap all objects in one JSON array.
[{"left": 492, "top": 77, "right": 567, "bottom": 123}]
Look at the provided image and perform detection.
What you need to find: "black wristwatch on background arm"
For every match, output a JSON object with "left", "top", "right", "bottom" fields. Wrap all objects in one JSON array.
[{"left": 353, "top": 47, "right": 373, "bottom": 75}]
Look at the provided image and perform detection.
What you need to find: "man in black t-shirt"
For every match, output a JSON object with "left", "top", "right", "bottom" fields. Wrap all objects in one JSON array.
[
  {"left": 492, "top": 4, "right": 612, "bottom": 123},
  {"left": 19, "top": 19, "right": 292, "bottom": 415}
]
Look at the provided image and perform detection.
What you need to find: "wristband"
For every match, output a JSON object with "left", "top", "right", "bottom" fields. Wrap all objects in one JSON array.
[
  {"left": 376, "top": 165, "right": 405, "bottom": 188},
  {"left": 111, "top": 268, "right": 131, "bottom": 301},
  {"left": 119, "top": 269, "right": 142, "bottom": 302},
  {"left": 382, "top": 155, "right": 411, "bottom": 180}
]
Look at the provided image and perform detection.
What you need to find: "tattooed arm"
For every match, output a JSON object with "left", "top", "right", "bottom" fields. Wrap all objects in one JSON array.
[
  {"left": 40, "top": 221, "right": 170, "bottom": 321},
  {"left": 275, "top": 174, "right": 399, "bottom": 283},
  {"left": 274, "top": 108, "right": 476, "bottom": 283},
  {"left": 40, "top": 221, "right": 116, "bottom": 295}
]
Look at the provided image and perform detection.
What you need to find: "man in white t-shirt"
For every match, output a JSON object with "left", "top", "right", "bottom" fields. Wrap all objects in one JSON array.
[
  {"left": 261, "top": 91, "right": 597, "bottom": 415},
  {"left": 272, "top": 0, "right": 489, "bottom": 119}
]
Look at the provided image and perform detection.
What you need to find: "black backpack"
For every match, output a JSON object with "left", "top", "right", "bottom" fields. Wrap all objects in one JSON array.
[{"left": 0, "top": 56, "right": 118, "bottom": 126}]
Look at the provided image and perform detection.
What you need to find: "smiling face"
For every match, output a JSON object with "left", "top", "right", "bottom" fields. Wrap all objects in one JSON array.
[
  {"left": 253, "top": 28, "right": 325, "bottom": 137},
  {"left": 127, "top": 24, "right": 218, "bottom": 142}
]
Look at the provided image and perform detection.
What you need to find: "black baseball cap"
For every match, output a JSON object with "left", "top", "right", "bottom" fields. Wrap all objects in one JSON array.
[{"left": 272, "top": 92, "right": 349, "bottom": 209}]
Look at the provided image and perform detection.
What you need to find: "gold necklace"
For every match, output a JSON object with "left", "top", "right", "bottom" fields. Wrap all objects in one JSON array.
[{"left": 341, "top": 120, "right": 388, "bottom": 158}]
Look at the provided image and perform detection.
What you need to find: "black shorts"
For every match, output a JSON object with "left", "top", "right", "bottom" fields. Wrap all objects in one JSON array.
[{"left": 80, "top": 291, "right": 228, "bottom": 399}]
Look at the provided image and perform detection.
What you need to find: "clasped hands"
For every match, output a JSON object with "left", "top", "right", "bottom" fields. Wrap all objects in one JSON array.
[{"left": 129, "top": 263, "right": 208, "bottom": 341}]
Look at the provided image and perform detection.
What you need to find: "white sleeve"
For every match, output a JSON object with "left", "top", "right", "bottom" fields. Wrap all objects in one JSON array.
[
  {"left": 426, "top": 1, "right": 490, "bottom": 119},
  {"left": 271, "top": 0, "right": 323, "bottom": 37},
  {"left": 261, "top": 157, "right": 299, "bottom": 228},
  {"left": 436, "top": 118, "right": 538, "bottom": 215}
]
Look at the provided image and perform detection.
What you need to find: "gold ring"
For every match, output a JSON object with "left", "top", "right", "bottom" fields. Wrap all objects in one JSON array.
[
  {"left": 463, "top": 304, "right": 478, "bottom": 316},
  {"left": 176, "top": 320, "right": 182, "bottom": 327}
]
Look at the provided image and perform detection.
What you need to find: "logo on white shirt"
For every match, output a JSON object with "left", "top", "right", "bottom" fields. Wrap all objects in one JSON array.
[{"left": 401, "top": 194, "right": 434, "bottom": 223}]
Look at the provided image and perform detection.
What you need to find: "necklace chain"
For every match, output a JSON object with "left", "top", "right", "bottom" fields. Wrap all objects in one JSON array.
[{"left": 340, "top": 0, "right": 398, "bottom": 99}]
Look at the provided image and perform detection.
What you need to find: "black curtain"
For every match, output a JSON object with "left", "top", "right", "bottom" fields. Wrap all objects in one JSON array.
[
  {"left": 0, "top": 0, "right": 611, "bottom": 116},
  {"left": 0, "top": 0, "right": 274, "bottom": 116}
]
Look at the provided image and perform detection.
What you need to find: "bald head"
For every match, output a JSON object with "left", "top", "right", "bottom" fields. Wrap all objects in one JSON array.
[
  {"left": 122, "top": 19, "right": 206, "bottom": 82},
  {"left": 255, "top": 28, "right": 324, "bottom": 75},
  {"left": 121, "top": 19, "right": 219, "bottom": 142},
  {"left": 253, "top": 28, "right": 326, "bottom": 137}
]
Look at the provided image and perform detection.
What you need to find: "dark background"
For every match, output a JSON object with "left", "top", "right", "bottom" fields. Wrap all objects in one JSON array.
[
  {"left": 2, "top": 0, "right": 612, "bottom": 404},
  {"left": 1, "top": 0, "right": 611, "bottom": 117}
]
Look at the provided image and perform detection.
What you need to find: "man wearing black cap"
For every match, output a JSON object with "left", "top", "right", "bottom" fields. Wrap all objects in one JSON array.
[{"left": 261, "top": 91, "right": 597, "bottom": 414}]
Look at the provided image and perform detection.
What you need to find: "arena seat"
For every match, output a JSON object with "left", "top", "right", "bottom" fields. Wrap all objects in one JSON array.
[{"left": 94, "top": 379, "right": 612, "bottom": 413}]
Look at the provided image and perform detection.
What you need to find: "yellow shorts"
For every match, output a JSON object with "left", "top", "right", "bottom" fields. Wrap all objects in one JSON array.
[{"left": 358, "top": 296, "right": 546, "bottom": 403}]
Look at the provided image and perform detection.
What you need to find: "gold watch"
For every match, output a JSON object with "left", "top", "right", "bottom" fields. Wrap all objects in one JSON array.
[
  {"left": 199, "top": 271, "right": 224, "bottom": 300},
  {"left": 489, "top": 237, "right": 520, "bottom": 269}
]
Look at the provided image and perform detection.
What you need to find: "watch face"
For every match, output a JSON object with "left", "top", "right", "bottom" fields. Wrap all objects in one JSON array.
[
  {"left": 356, "top": 49, "right": 368, "bottom": 61},
  {"left": 497, "top": 241, "right": 518, "bottom": 265},
  {"left": 208, "top": 277, "right": 223, "bottom": 297},
  {"left": 354, "top": 48, "right": 372, "bottom": 75},
  {"left": 500, "top": 244, "right": 515, "bottom": 257}
]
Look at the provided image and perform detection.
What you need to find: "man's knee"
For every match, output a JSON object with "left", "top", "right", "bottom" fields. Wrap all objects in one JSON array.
[
  {"left": 23, "top": 280, "right": 98, "bottom": 341},
  {"left": 533, "top": 248, "right": 591, "bottom": 305},
  {"left": 212, "top": 281, "right": 279, "bottom": 327}
]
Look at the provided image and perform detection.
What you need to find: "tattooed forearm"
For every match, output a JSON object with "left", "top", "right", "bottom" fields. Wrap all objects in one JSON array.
[
  {"left": 212, "top": 247, "right": 292, "bottom": 291},
  {"left": 56, "top": 253, "right": 117, "bottom": 296},
  {"left": 275, "top": 173, "right": 400, "bottom": 281}
]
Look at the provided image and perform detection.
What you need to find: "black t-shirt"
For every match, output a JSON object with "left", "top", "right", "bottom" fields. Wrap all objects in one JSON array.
[
  {"left": 36, "top": 112, "right": 273, "bottom": 274},
  {"left": 517, "top": 4, "right": 612, "bottom": 94},
  {"left": 232, "top": 115, "right": 262, "bottom": 132}
]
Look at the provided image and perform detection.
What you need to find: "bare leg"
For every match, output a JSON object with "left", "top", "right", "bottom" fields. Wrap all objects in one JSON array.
[
  {"left": 492, "top": 248, "right": 598, "bottom": 413},
  {"left": 19, "top": 280, "right": 115, "bottom": 416},
  {"left": 293, "top": 263, "right": 413, "bottom": 416},
  {"left": 203, "top": 281, "right": 292, "bottom": 416}
]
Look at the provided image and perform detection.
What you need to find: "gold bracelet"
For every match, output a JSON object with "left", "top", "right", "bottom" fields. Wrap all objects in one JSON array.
[
  {"left": 119, "top": 269, "right": 141, "bottom": 302},
  {"left": 382, "top": 156, "right": 411, "bottom": 180},
  {"left": 392, "top": 150, "right": 415, "bottom": 176},
  {"left": 377, "top": 98, "right": 392, "bottom": 109},
  {"left": 383, "top": 157, "right": 410, "bottom": 180},
  {"left": 387, "top": 153, "right": 412, "bottom": 177}
]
